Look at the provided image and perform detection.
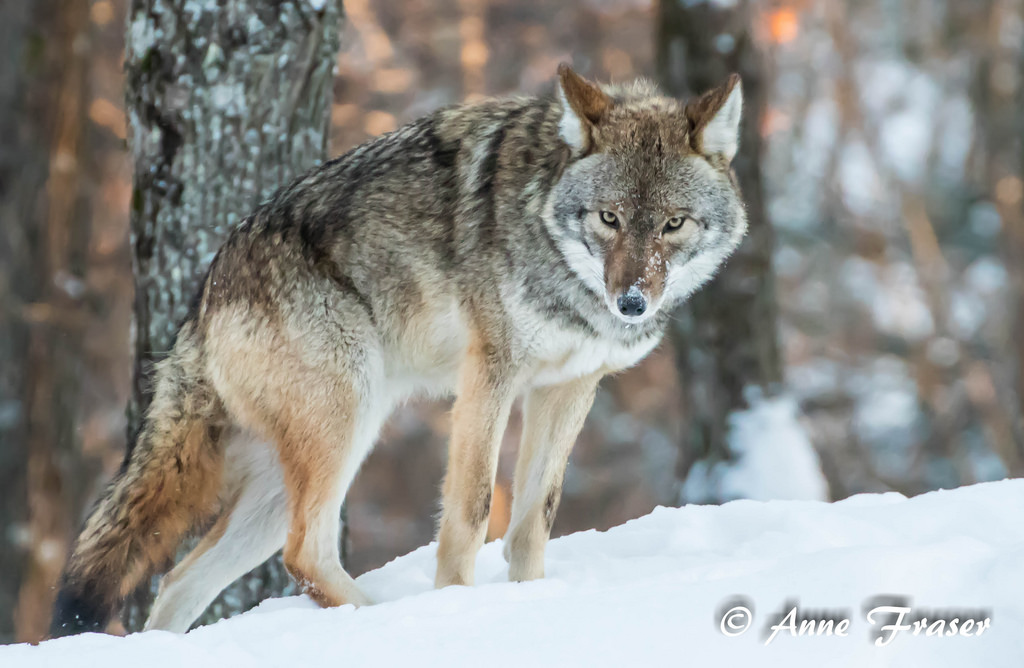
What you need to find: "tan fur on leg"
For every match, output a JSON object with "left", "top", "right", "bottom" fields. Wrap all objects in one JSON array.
[
  {"left": 504, "top": 373, "right": 601, "bottom": 581},
  {"left": 203, "top": 305, "right": 385, "bottom": 610},
  {"left": 435, "top": 330, "right": 521, "bottom": 588},
  {"left": 276, "top": 393, "right": 382, "bottom": 609}
]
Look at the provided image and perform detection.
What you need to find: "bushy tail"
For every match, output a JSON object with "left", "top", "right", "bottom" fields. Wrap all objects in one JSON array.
[{"left": 50, "top": 322, "right": 226, "bottom": 637}]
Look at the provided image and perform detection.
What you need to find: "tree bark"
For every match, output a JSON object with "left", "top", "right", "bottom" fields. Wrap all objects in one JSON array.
[
  {"left": 656, "top": 0, "right": 784, "bottom": 497},
  {"left": 122, "top": 0, "right": 345, "bottom": 631},
  {"left": 0, "top": 6, "right": 36, "bottom": 642},
  {"left": 0, "top": 0, "right": 95, "bottom": 643}
]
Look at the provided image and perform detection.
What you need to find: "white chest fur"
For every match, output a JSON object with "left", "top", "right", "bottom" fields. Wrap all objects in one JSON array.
[{"left": 530, "top": 328, "right": 660, "bottom": 387}]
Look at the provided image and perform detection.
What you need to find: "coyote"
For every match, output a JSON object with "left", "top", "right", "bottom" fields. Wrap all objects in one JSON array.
[{"left": 51, "top": 65, "right": 748, "bottom": 636}]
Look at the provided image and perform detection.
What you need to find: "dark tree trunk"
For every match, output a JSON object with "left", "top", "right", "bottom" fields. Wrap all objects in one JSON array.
[
  {"left": 969, "top": 1, "right": 1024, "bottom": 464},
  {"left": 1018, "top": 38, "right": 1024, "bottom": 452},
  {"left": 122, "top": 0, "right": 345, "bottom": 631},
  {"left": 0, "top": 0, "right": 95, "bottom": 643},
  {"left": 656, "top": 0, "right": 784, "bottom": 498},
  {"left": 0, "top": 6, "right": 36, "bottom": 643}
]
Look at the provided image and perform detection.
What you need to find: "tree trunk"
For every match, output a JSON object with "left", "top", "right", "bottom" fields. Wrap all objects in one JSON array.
[
  {"left": 0, "top": 6, "right": 36, "bottom": 642},
  {"left": 1017, "top": 31, "right": 1024, "bottom": 453},
  {"left": 0, "top": 0, "right": 95, "bottom": 643},
  {"left": 969, "top": 0, "right": 1024, "bottom": 464},
  {"left": 656, "top": 0, "right": 784, "bottom": 497},
  {"left": 122, "top": 0, "right": 345, "bottom": 631}
]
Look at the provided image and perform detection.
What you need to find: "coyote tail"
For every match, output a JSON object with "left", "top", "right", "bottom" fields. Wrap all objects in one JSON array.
[{"left": 50, "top": 321, "right": 226, "bottom": 637}]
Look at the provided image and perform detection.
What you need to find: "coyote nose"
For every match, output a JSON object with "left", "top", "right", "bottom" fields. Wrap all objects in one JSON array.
[{"left": 616, "top": 290, "right": 647, "bottom": 317}]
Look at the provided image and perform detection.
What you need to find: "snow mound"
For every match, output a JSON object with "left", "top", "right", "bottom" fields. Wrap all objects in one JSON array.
[
  {"left": 6, "top": 480, "right": 1024, "bottom": 667},
  {"left": 682, "top": 394, "right": 829, "bottom": 503}
]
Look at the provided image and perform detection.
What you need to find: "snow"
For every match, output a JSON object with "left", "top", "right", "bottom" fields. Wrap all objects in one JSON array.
[
  {"left": 964, "top": 257, "right": 1008, "bottom": 295},
  {"left": 855, "top": 58, "right": 941, "bottom": 184},
  {"left": 838, "top": 139, "right": 882, "bottom": 216},
  {"left": 840, "top": 257, "right": 935, "bottom": 341},
  {"left": 681, "top": 394, "right": 828, "bottom": 503},
  {"left": 852, "top": 357, "right": 920, "bottom": 443},
  {"left": 10, "top": 480, "right": 1021, "bottom": 666}
]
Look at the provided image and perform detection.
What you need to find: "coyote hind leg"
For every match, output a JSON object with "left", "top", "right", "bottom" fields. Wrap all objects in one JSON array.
[
  {"left": 145, "top": 436, "right": 288, "bottom": 633},
  {"left": 273, "top": 368, "right": 388, "bottom": 609},
  {"left": 204, "top": 296, "right": 388, "bottom": 611}
]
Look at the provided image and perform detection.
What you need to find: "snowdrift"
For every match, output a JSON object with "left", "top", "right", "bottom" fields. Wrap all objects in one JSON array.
[{"left": 5, "top": 480, "right": 1024, "bottom": 667}]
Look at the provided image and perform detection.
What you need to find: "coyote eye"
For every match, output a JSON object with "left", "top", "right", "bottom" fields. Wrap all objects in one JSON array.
[
  {"left": 664, "top": 215, "right": 694, "bottom": 234},
  {"left": 599, "top": 210, "right": 619, "bottom": 228}
]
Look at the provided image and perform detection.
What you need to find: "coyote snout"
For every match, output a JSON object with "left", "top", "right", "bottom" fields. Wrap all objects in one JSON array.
[
  {"left": 600, "top": 217, "right": 671, "bottom": 325},
  {"left": 604, "top": 254, "right": 665, "bottom": 325}
]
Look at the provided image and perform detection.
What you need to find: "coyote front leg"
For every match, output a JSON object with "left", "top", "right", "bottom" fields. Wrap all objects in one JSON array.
[
  {"left": 435, "top": 332, "right": 519, "bottom": 588},
  {"left": 503, "top": 373, "right": 601, "bottom": 581}
]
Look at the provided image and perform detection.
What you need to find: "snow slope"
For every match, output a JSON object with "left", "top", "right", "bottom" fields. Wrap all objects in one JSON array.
[{"left": 5, "top": 480, "right": 1024, "bottom": 667}]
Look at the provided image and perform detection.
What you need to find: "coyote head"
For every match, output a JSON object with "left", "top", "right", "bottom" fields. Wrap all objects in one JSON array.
[{"left": 545, "top": 65, "right": 748, "bottom": 325}]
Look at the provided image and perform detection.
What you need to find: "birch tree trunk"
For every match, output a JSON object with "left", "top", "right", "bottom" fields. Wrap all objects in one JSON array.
[
  {"left": 122, "top": 0, "right": 345, "bottom": 631},
  {"left": 656, "top": 0, "right": 784, "bottom": 499}
]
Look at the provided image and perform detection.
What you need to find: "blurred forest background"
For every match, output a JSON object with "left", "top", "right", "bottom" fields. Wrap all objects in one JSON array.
[{"left": 2, "top": 0, "right": 1023, "bottom": 644}]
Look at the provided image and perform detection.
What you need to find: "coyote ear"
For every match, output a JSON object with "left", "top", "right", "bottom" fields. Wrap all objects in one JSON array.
[
  {"left": 557, "top": 63, "right": 612, "bottom": 155},
  {"left": 685, "top": 74, "right": 742, "bottom": 161}
]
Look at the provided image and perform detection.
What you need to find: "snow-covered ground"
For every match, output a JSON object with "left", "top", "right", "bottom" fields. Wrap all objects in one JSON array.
[{"left": 6, "top": 480, "right": 1024, "bottom": 667}]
